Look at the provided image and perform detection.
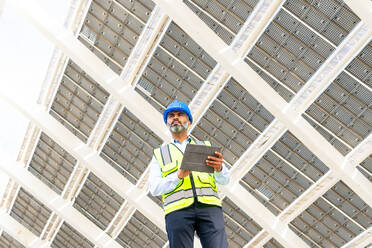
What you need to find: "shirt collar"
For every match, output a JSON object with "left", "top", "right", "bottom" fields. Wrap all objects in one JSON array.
[{"left": 173, "top": 137, "right": 192, "bottom": 144}]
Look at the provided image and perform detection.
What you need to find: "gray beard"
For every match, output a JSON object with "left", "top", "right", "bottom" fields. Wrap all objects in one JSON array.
[{"left": 168, "top": 122, "right": 188, "bottom": 133}]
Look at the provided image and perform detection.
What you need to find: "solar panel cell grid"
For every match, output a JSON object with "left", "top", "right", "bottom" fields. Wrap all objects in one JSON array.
[
  {"left": 101, "top": 107, "right": 162, "bottom": 183},
  {"left": 73, "top": 173, "right": 125, "bottom": 230},
  {"left": 290, "top": 181, "right": 370, "bottom": 248},
  {"left": 306, "top": 67, "right": 372, "bottom": 150},
  {"left": 78, "top": 0, "right": 155, "bottom": 74},
  {"left": 192, "top": 81, "right": 272, "bottom": 165},
  {"left": 284, "top": 0, "right": 360, "bottom": 46},
  {"left": 303, "top": 114, "right": 352, "bottom": 155},
  {"left": 10, "top": 188, "right": 52, "bottom": 237},
  {"left": 360, "top": 156, "right": 372, "bottom": 174},
  {"left": 3, "top": 0, "right": 372, "bottom": 247},
  {"left": 186, "top": 0, "right": 258, "bottom": 35},
  {"left": 51, "top": 222, "right": 94, "bottom": 248},
  {"left": 116, "top": 210, "right": 167, "bottom": 248},
  {"left": 0, "top": 232, "right": 25, "bottom": 248},
  {"left": 240, "top": 129, "right": 332, "bottom": 215}
]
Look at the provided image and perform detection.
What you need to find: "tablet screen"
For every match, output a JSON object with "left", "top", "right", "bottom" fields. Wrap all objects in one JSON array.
[{"left": 180, "top": 144, "right": 221, "bottom": 173}]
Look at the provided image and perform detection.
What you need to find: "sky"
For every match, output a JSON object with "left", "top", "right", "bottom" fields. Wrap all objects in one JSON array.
[{"left": 0, "top": 0, "right": 69, "bottom": 203}]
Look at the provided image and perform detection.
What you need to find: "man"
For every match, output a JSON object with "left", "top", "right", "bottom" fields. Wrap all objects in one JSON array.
[{"left": 149, "top": 100, "right": 229, "bottom": 248}]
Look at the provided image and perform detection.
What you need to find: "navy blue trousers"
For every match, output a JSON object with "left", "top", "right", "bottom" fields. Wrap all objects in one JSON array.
[{"left": 165, "top": 202, "right": 228, "bottom": 248}]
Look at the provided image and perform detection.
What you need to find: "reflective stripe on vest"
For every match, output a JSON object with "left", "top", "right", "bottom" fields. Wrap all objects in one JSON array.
[
  {"left": 163, "top": 187, "right": 218, "bottom": 207},
  {"left": 153, "top": 139, "right": 222, "bottom": 215}
]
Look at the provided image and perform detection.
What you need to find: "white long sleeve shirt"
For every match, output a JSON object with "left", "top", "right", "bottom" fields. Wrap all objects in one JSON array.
[{"left": 148, "top": 138, "right": 230, "bottom": 196}]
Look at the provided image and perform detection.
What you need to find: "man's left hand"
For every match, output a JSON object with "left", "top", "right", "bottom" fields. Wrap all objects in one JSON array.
[{"left": 206, "top": 151, "right": 223, "bottom": 172}]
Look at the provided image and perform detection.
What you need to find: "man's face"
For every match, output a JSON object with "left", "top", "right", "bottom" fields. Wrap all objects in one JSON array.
[{"left": 167, "top": 110, "right": 190, "bottom": 133}]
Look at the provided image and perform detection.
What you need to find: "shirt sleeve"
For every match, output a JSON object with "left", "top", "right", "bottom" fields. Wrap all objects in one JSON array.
[
  {"left": 214, "top": 162, "right": 230, "bottom": 185},
  {"left": 148, "top": 156, "right": 181, "bottom": 196}
]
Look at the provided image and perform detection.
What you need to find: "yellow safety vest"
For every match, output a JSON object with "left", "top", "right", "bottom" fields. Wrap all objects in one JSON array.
[{"left": 153, "top": 139, "right": 222, "bottom": 215}]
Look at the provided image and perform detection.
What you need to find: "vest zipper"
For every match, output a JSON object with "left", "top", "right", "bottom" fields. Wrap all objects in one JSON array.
[{"left": 189, "top": 172, "right": 198, "bottom": 202}]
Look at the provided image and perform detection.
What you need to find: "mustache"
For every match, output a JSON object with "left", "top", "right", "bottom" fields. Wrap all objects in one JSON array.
[{"left": 171, "top": 120, "right": 182, "bottom": 125}]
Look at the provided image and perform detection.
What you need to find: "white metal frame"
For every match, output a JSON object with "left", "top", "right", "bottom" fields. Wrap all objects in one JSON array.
[
  {"left": 1, "top": 2, "right": 307, "bottom": 246},
  {"left": 8, "top": 0, "right": 171, "bottom": 143},
  {"left": 2, "top": 0, "right": 371, "bottom": 247},
  {"left": 0, "top": 158, "right": 122, "bottom": 248},
  {"left": 0, "top": 92, "right": 166, "bottom": 230}
]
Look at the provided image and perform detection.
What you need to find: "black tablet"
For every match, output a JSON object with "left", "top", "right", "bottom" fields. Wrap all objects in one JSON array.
[{"left": 180, "top": 144, "right": 221, "bottom": 173}]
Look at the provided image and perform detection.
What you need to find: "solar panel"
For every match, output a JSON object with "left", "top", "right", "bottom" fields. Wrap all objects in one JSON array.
[
  {"left": 27, "top": 132, "right": 76, "bottom": 194},
  {"left": 9, "top": 188, "right": 52, "bottom": 236},
  {"left": 223, "top": 197, "right": 263, "bottom": 246},
  {"left": 183, "top": 0, "right": 259, "bottom": 44},
  {"left": 1, "top": 0, "right": 371, "bottom": 247},
  {"left": 290, "top": 180, "right": 371, "bottom": 247},
  {"left": 283, "top": 0, "right": 360, "bottom": 45},
  {"left": 241, "top": 130, "right": 329, "bottom": 215},
  {"left": 50, "top": 60, "right": 110, "bottom": 142},
  {"left": 115, "top": 210, "right": 167, "bottom": 248},
  {"left": 136, "top": 21, "right": 217, "bottom": 109},
  {"left": 78, "top": 0, "right": 156, "bottom": 74},
  {"left": 100, "top": 107, "right": 163, "bottom": 184},
  {"left": 0, "top": 232, "right": 25, "bottom": 248},
  {"left": 73, "top": 173, "right": 125, "bottom": 230},
  {"left": 192, "top": 77, "right": 274, "bottom": 165},
  {"left": 51, "top": 222, "right": 94, "bottom": 248}
]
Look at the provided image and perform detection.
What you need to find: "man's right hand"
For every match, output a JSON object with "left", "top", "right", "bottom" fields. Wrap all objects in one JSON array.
[{"left": 177, "top": 169, "right": 191, "bottom": 179}]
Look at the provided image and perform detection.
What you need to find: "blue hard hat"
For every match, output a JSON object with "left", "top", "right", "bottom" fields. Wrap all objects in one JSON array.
[{"left": 163, "top": 100, "right": 193, "bottom": 124}]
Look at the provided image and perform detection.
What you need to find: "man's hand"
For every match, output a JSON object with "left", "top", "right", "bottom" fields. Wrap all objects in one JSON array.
[
  {"left": 206, "top": 151, "right": 223, "bottom": 172},
  {"left": 178, "top": 169, "right": 191, "bottom": 179}
]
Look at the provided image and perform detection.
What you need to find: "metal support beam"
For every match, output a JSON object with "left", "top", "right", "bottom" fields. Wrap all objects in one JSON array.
[
  {"left": 228, "top": 5, "right": 371, "bottom": 190},
  {"left": 0, "top": 210, "right": 50, "bottom": 248},
  {"left": 222, "top": 184, "right": 310, "bottom": 248},
  {"left": 9, "top": 0, "right": 170, "bottom": 143},
  {"left": 276, "top": 23, "right": 372, "bottom": 221},
  {"left": 279, "top": 136, "right": 371, "bottom": 223},
  {"left": 189, "top": 65, "right": 229, "bottom": 127},
  {"left": 7, "top": 1, "right": 370, "bottom": 246},
  {"left": 16, "top": 123, "right": 40, "bottom": 164},
  {"left": 64, "top": 0, "right": 91, "bottom": 34},
  {"left": 0, "top": 92, "right": 166, "bottom": 232},
  {"left": 244, "top": 230, "right": 271, "bottom": 248},
  {"left": 87, "top": 97, "right": 122, "bottom": 151},
  {"left": 0, "top": 157, "right": 123, "bottom": 248},
  {"left": 41, "top": 213, "right": 63, "bottom": 243},
  {"left": 190, "top": 0, "right": 285, "bottom": 124},
  {"left": 231, "top": 0, "right": 284, "bottom": 54},
  {"left": 0, "top": 179, "right": 18, "bottom": 211},
  {"left": 278, "top": 171, "right": 338, "bottom": 223},
  {"left": 119, "top": 6, "right": 168, "bottom": 88},
  {"left": 229, "top": 120, "right": 286, "bottom": 183},
  {"left": 344, "top": 134, "right": 372, "bottom": 170},
  {"left": 107, "top": 202, "right": 135, "bottom": 237}
]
